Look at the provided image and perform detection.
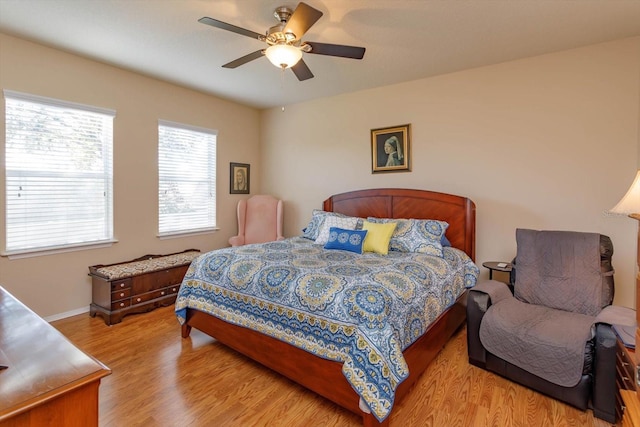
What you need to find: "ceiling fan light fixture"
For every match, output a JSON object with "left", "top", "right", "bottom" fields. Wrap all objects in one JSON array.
[
  {"left": 265, "top": 44, "right": 302, "bottom": 69},
  {"left": 199, "top": 2, "right": 365, "bottom": 80}
]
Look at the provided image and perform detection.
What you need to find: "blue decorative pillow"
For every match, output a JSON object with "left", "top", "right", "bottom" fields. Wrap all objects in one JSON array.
[
  {"left": 324, "top": 227, "right": 368, "bottom": 254},
  {"left": 367, "top": 217, "right": 449, "bottom": 257},
  {"left": 315, "top": 216, "right": 358, "bottom": 245},
  {"left": 442, "top": 234, "right": 451, "bottom": 247},
  {"left": 302, "top": 209, "right": 364, "bottom": 240}
]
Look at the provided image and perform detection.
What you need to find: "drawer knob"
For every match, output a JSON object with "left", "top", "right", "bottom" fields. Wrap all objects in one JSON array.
[
  {"left": 120, "top": 283, "right": 125, "bottom": 288},
  {"left": 120, "top": 302, "right": 125, "bottom": 307},
  {"left": 161, "top": 291, "right": 165, "bottom": 295},
  {"left": 172, "top": 288, "right": 177, "bottom": 292},
  {"left": 136, "top": 298, "right": 141, "bottom": 302},
  {"left": 120, "top": 292, "right": 125, "bottom": 297}
]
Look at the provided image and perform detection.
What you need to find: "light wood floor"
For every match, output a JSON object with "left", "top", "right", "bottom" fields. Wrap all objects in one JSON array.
[{"left": 52, "top": 306, "right": 614, "bottom": 427}]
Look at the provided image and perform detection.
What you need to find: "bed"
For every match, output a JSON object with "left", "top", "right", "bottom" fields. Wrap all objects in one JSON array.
[{"left": 176, "top": 188, "right": 477, "bottom": 427}]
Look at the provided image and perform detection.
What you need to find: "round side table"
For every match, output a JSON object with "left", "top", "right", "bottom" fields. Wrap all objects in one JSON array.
[{"left": 482, "top": 261, "right": 513, "bottom": 281}]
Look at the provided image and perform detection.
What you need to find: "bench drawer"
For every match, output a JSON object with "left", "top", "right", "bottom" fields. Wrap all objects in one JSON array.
[{"left": 89, "top": 249, "right": 199, "bottom": 325}]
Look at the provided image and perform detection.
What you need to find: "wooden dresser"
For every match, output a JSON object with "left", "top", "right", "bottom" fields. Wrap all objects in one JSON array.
[
  {"left": 0, "top": 286, "right": 110, "bottom": 426},
  {"left": 89, "top": 249, "right": 200, "bottom": 325},
  {"left": 618, "top": 339, "right": 638, "bottom": 424},
  {"left": 628, "top": 222, "right": 640, "bottom": 426}
]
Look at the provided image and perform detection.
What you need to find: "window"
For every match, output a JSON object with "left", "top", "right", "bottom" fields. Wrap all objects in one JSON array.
[
  {"left": 4, "top": 90, "right": 115, "bottom": 256},
  {"left": 158, "top": 120, "right": 217, "bottom": 236}
]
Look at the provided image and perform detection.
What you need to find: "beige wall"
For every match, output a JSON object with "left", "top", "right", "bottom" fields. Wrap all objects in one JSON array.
[
  {"left": 1, "top": 33, "right": 638, "bottom": 318},
  {"left": 261, "top": 37, "right": 640, "bottom": 308},
  {"left": 0, "top": 34, "right": 261, "bottom": 318}
]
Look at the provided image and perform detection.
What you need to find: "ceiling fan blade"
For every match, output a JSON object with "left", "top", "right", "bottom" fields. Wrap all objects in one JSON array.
[
  {"left": 198, "top": 17, "right": 263, "bottom": 40},
  {"left": 222, "top": 50, "right": 264, "bottom": 69},
  {"left": 291, "top": 59, "right": 314, "bottom": 81},
  {"left": 305, "top": 42, "right": 365, "bottom": 59},
  {"left": 283, "top": 2, "right": 323, "bottom": 40}
]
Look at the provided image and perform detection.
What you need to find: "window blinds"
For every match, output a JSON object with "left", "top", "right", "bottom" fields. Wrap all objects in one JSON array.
[
  {"left": 4, "top": 90, "right": 115, "bottom": 254},
  {"left": 158, "top": 120, "right": 217, "bottom": 235}
]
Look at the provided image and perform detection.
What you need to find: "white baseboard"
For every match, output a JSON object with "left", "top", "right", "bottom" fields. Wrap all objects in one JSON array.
[{"left": 45, "top": 306, "right": 90, "bottom": 322}]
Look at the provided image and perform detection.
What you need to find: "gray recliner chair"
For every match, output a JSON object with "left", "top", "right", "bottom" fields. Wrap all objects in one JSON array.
[{"left": 467, "top": 229, "right": 624, "bottom": 423}]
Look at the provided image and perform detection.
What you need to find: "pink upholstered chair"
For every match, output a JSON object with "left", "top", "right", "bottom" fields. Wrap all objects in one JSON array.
[{"left": 228, "top": 195, "right": 284, "bottom": 246}]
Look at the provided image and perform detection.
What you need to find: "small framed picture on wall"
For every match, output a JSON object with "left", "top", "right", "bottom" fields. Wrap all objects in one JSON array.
[
  {"left": 230, "top": 162, "right": 250, "bottom": 194},
  {"left": 371, "top": 124, "right": 411, "bottom": 173}
]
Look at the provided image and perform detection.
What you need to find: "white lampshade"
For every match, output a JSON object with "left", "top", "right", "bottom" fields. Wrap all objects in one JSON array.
[
  {"left": 265, "top": 44, "right": 302, "bottom": 69},
  {"left": 610, "top": 170, "right": 640, "bottom": 217}
]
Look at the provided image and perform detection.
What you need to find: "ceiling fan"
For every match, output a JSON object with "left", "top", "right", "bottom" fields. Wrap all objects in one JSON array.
[{"left": 198, "top": 2, "right": 366, "bottom": 81}]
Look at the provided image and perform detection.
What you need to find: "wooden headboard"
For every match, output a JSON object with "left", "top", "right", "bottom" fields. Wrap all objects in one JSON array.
[{"left": 323, "top": 188, "right": 476, "bottom": 261}]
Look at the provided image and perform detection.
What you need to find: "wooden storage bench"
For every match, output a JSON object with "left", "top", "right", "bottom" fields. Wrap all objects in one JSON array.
[{"left": 89, "top": 249, "right": 200, "bottom": 325}]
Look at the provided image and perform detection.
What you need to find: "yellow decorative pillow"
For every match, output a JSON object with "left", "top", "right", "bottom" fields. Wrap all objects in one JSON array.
[{"left": 362, "top": 220, "right": 397, "bottom": 255}]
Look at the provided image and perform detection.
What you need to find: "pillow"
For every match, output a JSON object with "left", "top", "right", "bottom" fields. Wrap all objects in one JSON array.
[
  {"left": 314, "top": 216, "right": 358, "bottom": 245},
  {"left": 302, "top": 209, "right": 329, "bottom": 240},
  {"left": 442, "top": 234, "right": 451, "bottom": 247},
  {"left": 324, "top": 227, "right": 368, "bottom": 254},
  {"left": 362, "top": 220, "right": 397, "bottom": 255},
  {"left": 302, "top": 210, "right": 364, "bottom": 240},
  {"left": 367, "top": 217, "right": 449, "bottom": 257}
]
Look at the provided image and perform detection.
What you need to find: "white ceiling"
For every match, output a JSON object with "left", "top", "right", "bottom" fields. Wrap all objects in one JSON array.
[{"left": 1, "top": 0, "right": 640, "bottom": 110}]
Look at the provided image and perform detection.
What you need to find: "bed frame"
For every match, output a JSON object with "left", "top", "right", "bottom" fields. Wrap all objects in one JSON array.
[{"left": 181, "top": 188, "right": 476, "bottom": 426}]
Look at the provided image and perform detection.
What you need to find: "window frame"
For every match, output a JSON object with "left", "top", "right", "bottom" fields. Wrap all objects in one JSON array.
[
  {"left": 2, "top": 90, "right": 116, "bottom": 258},
  {"left": 157, "top": 119, "right": 218, "bottom": 238}
]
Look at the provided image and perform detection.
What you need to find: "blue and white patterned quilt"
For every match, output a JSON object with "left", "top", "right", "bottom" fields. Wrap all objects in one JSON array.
[{"left": 175, "top": 237, "right": 478, "bottom": 421}]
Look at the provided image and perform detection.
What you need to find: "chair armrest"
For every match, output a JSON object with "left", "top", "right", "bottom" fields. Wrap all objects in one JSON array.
[
  {"left": 467, "top": 280, "right": 512, "bottom": 367},
  {"left": 472, "top": 279, "right": 513, "bottom": 304},
  {"left": 591, "top": 323, "right": 617, "bottom": 423},
  {"left": 467, "top": 288, "right": 490, "bottom": 367},
  {"left": 595, "top": 304, "right": 636, "bottom": 326}
]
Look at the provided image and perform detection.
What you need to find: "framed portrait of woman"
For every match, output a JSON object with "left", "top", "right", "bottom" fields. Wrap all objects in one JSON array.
[
  {"left": 230, "top": 162, "right": 250, "bottom": 194},
  {"left": 371, "top": 124, "right": 411, "bottom": 173}
]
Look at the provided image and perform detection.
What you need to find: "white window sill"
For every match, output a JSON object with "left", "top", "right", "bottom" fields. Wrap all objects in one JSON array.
[
  {"left": 1, "top": 239, "right": 119, "bottom": 259},
  {"left": 157, "top": 227, "right": 220, "bottom": 240}
]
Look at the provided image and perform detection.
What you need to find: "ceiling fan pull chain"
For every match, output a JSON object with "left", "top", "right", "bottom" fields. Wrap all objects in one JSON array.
[{"left": 280, "top": 67, "right": 286, "bottom": 112}]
